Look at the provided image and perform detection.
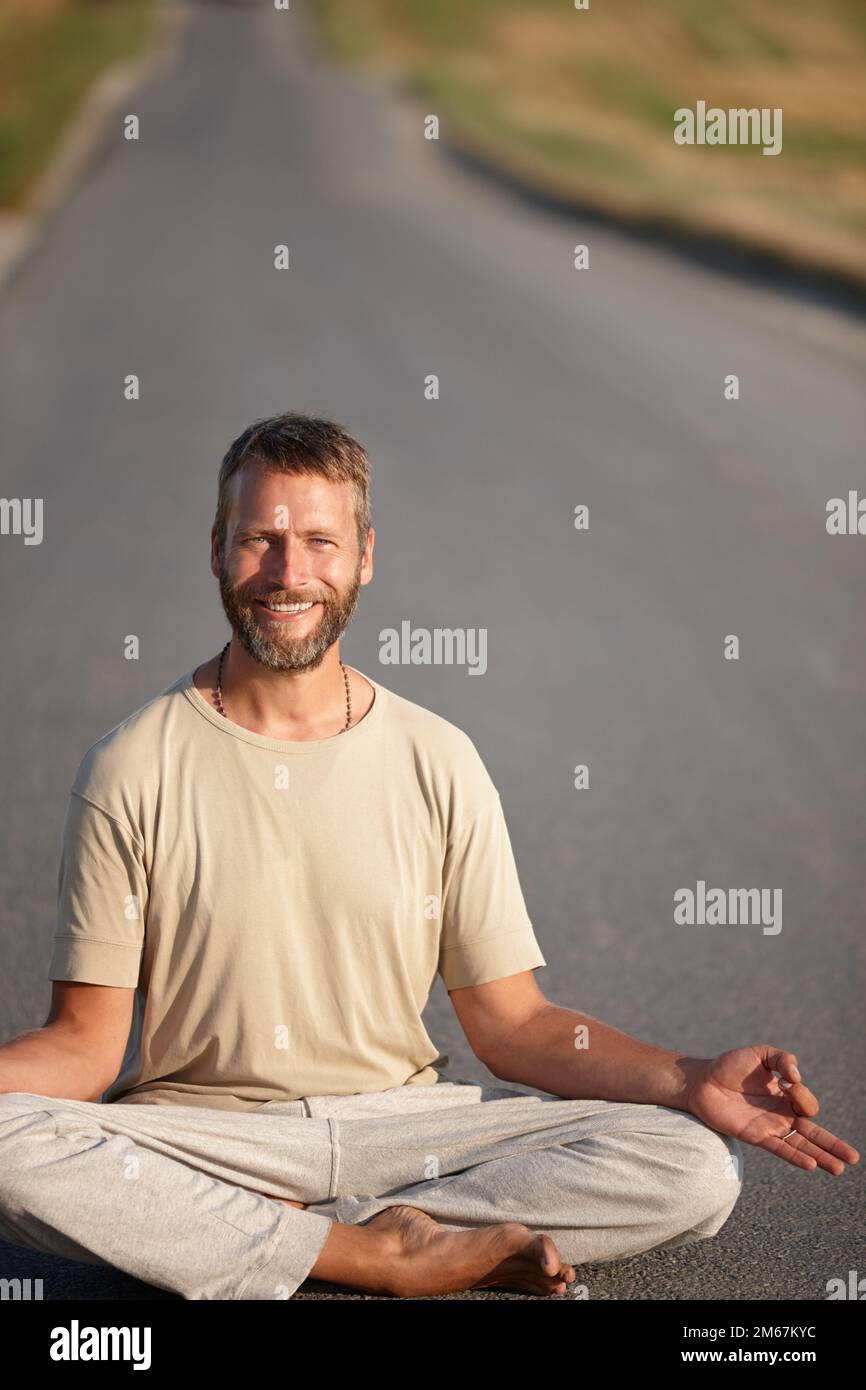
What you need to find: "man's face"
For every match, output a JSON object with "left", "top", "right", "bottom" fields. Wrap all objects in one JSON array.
[{"left": 212, "top": 464, "right": 373, "bottom": 673}]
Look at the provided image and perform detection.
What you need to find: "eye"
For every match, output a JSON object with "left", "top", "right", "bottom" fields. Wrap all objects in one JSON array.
[{"left": 243, "top": 534, "right": 333, "bottom": 546}]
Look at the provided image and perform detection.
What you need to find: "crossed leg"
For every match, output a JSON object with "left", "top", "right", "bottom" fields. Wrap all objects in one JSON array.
[
  {"left": 308, "top": 1095, "right": 745, "bottom": 1268},
  {"left": 0, "top": 1086, "right": 743, "bottom": 1297}
]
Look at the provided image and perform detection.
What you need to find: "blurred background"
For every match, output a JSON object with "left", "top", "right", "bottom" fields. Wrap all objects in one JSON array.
[
  {"left": 3, "top": 0, "right": 866, "bottom": 283},
  {"left": 0, "top": 0, "right": 863, "bottom": 1299}
]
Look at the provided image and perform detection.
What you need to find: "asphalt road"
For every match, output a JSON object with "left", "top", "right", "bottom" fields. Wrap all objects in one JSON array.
[{"left": 0, "top": 0, "right": 864, "bottom": 1301}]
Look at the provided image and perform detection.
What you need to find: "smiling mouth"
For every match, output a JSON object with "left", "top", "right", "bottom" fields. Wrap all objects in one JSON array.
[{"left": 254, "top": 599, "right": 321, "bottom": 620}]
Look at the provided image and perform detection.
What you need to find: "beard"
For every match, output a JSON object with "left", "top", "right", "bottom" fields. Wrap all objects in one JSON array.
[{"left": 218, "top": 555, "right": 363, "bottom": 673}]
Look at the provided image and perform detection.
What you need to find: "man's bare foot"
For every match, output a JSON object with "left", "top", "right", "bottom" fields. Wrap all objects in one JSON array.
[{"left": 364, "top": 1204, "right": 575, "bottom": 1298}]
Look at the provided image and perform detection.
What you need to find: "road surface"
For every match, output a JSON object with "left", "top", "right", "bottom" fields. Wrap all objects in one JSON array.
[{"left": 0, "top": 0, "right": 863, "bottom": 1300}]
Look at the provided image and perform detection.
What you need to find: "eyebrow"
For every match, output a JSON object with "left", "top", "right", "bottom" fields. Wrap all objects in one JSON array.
[{"left": 234, "top": 524, "right": 342, "bottom": 539}]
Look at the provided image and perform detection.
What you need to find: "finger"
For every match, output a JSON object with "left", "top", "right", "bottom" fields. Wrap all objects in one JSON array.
[
  {"left": 761, "top": 1133, "right": 818, "bottom": 1171},
  {"left": 790, "top": 1118, "right": 861, "bottom": 1167},
  {"left": 779, "top": 1080, "right": 820, "bottom": 1116},
  {"left": 759, "top": 1047, "right": 801, "bottom": 1084},
  {"left": 781, "top": 1130, "right": 849, "bottom": 1175}
]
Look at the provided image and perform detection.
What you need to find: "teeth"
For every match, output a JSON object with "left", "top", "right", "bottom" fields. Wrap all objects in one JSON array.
[{"left": 262, "top": 601, "right": 315, "bottom": 613}]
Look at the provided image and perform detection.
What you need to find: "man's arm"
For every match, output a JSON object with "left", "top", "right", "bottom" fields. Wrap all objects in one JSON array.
[
  {"left": 449, "top": 972, "right": 707, "bottom": 1110},
  {"left": 0, "top": 980, "right": 134, "bottom": 1101},
  {"left": 450, "top": 973, "right": 860, "bottom": 1175}
]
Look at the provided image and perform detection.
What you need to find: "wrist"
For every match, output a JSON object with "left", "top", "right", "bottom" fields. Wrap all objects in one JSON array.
[{"left": 670, "top": 1054, "right": 712, "bottom": 1113}]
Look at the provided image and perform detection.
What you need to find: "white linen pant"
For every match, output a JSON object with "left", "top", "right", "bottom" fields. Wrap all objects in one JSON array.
[{"left": 0, "top": 1076, "right": 744, "bottom": 1299}]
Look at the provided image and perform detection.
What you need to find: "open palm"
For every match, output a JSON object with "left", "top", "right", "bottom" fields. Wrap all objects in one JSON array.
[{"left": 686, "top": 1045, "right": 860, "bottom": 1174}]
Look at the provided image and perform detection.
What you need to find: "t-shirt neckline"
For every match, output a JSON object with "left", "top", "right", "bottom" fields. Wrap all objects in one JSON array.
[{"left": 180, "top": 662, "right": 384, "bottom": 754}]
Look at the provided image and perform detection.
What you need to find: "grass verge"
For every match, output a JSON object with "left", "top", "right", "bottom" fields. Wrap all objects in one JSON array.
[
  {"left": 0, "top": 0, "right": 160, "bottom": 211},
  {"left": 310, "top": 0, "right": 866, "bottom": 287}
]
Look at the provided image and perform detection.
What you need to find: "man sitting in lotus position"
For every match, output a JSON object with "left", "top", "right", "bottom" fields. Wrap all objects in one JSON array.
[{"left": 0, "top": 413, "right": 856, "bottom": 1300}]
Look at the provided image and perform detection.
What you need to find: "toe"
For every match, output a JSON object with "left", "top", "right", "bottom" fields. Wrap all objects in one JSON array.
[{"left": 538, "top": 1233, "right": 564, "bottom": 1276}]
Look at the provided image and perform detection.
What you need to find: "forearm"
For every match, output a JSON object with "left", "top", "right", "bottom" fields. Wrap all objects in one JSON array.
[
  {"left": 484, "top": 1002, "right": 709, "bottom": 1111},
  {"left": 0, "top": 1024, "right": 110, "bottom": 1102}
]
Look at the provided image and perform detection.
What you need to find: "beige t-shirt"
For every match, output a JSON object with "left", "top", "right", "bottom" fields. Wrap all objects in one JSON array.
[{"left": 48, "top": 665, "right": 546, "bottom": 1110}]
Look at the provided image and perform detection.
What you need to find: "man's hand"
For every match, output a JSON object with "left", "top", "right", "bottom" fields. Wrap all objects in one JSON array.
[{"left": 684, "top": 1046, "right": 860, "bottom": 1174}]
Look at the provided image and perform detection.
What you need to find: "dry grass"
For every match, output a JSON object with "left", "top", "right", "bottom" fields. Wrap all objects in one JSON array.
[
  {"left": 0, "top": 0, "right": 158, "bottom": 210},
  {"left": 312, "top": 0, "right": 866, "bottom": 285}
]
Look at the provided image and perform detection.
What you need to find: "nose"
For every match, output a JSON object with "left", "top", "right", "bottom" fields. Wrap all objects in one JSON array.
[{"left": 263, "top": 534, "right": 314, "bottom": 593}]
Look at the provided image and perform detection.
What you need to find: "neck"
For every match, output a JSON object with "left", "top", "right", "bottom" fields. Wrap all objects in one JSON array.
[{"left": 217, "top": 640, "right": 351, "bottom": 740}]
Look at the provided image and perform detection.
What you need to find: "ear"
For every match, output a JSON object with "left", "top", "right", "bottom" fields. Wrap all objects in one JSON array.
[
  {"left": 359, "top": 526, "right": 375, "bottom": 586},
  {"left": 210, "top": 525, "right": 221, "bottom": 579}
]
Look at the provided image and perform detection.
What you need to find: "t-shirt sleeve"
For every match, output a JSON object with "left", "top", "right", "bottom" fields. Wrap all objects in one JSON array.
[
  {"left": 437, "top": 793, "right": 546, "bottom": 990},
  {"left": 48, "top": 791, "right": 147, "bottom": 988}
]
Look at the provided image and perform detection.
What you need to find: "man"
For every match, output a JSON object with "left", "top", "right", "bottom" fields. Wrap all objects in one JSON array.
[{"left": 0, "top": 413, "right": 857, "bottom": 1300}]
